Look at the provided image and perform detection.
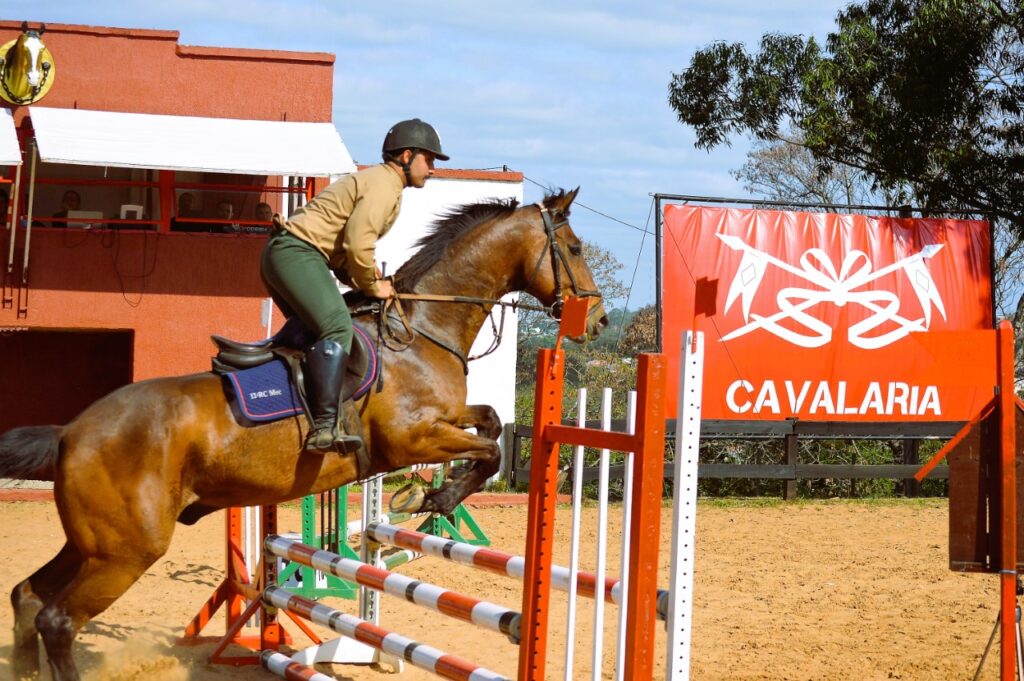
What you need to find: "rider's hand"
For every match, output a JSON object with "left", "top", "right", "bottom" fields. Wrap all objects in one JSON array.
[{"left": 374, "top": 279, "right": 395, "bottom": 299}]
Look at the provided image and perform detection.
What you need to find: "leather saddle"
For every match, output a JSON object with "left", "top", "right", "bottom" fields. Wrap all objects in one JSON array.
[{"left": 210, "top": 316, "right": 377, "bottom": 404}]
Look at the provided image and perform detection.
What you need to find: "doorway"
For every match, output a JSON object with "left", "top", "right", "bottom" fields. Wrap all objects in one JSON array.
[{"left": 0, "top": 329, "right": 133, "bottom": 432}]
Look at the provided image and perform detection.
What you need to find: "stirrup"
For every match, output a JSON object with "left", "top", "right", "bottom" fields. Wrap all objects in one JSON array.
[{"left": 304, "top": 426, "right": 363, "bottom": 455}]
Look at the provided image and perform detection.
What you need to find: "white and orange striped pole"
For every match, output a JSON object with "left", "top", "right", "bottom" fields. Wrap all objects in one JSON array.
[
  {"left": 265, "top": 536, "right": 521, "bottom": 641},
  {"left": 364, "top": 522, "right": 670, "bottom": 619},
  {"left": 263, "top": 586, "right": 510, "bottom": 681}
]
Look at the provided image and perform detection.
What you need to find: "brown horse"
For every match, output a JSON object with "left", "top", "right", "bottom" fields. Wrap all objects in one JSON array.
[{"left": 0, "top": 188, "right": 606, "bottom": 681}]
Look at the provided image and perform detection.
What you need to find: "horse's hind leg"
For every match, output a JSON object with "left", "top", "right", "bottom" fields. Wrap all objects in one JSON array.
[
  {"left": 392, "top": 405, "right": 502, "bottom": 515},
  {"left": 35, "top": 467, "right": 177, "bottom": 681},
  {"left": 11, "top": 543, "right": 83, "bottom": 679},
  {"left": 36, "top": 551, "right": 164, "bottom": 681}
]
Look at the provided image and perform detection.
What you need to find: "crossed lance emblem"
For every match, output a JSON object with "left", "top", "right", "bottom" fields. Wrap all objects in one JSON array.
[{"left": 717, "top": 234, "right": 946, "bottom": 350}]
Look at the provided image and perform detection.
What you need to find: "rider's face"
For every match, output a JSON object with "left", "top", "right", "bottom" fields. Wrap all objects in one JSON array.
[{"left": 405, "top": 150, "right": 436, "bottom": 188}]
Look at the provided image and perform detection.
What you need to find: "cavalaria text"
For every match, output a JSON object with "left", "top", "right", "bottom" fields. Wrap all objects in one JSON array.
[{"left": 725, "top": 380, "right": 940, "bottom": 416}]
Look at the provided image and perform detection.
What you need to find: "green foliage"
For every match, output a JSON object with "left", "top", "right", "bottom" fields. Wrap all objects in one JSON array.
[
  {"left": 616, "top": 304, "right": 658, "bottom": 357},
  {"left": 666, "top": 437, "right": 947, "bottom": 499},
  {"left": 669, "top": 0, "right": 1024, "bottom": 231}
]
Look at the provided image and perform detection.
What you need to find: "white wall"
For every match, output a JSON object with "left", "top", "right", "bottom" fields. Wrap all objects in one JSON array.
[{"left": 375, "top": 176, "right": 524, "bottom": 431}]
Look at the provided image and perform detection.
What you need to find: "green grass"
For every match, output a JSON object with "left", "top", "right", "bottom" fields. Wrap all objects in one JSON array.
[{"left": 695, "top": 496, "right": 947, "bottom": 510}]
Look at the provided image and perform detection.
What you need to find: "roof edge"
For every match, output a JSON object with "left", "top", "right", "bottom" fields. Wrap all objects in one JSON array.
[
  {"left": 0, "top": 21, "right": 335, "bottom": 64},
  {"left": 0, "top": 20, "right": 179, "bottom": 41},
  {"left": 177, "top": 44, "right": 335, "bottom": 64}
]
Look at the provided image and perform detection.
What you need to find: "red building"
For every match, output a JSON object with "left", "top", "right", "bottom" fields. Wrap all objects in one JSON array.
[{"left": 0, "top": 21, "right": 350, "bottom": 431}]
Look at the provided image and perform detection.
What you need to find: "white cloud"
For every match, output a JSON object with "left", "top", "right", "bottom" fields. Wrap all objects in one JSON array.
[{"left": 20, "top": 0, "right": 849, "bottom": 306}]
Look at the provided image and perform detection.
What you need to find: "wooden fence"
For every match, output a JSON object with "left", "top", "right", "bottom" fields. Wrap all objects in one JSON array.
[{"left": 501, "top": 419, "right": 964, "bottom": 499}]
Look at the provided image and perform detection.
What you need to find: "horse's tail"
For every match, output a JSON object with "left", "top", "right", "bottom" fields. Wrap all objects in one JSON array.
[{"left": 0, "top": 425, "right": 61, "bottom": 481}]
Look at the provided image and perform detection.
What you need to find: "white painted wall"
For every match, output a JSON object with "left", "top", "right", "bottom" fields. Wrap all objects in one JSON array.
[{"left": 375, "top": 175, "right": 524, "bottom": 431}]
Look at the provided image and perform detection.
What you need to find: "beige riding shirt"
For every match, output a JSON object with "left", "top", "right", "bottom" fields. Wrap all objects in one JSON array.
[{"left": 275, "top": 164, "right": 404, "bottom": 297}]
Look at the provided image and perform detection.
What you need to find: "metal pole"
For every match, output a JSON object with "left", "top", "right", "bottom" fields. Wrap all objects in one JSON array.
[
  {"left": 21, "top": 139, "right": 37, "bottom": 284},
  {"left": 651, "top": 192, "right": 987, "bottom": 217},
  {"left": 990, "top": 217, "right": 999, "bottom": 327},
  {"left": 655, "top": 195, "right": 664, "bottom": 353},
  {"left": 666, "top": 332, "right": 704, "bottom": 681},
  {"left": 6, "top": 161, "right": 21, "bottom": 273},
  {"left": 518, "top": 347, "right": 565, "bottom": 681},
  {"left": 564, "top": 388, "right": 586, "bottom": 681},
  {"left": 623, "top": 353, "right": 667, "bottom": 681},
  {"left": 998, "top": 321, "right": 1018, "bottom": 681}
]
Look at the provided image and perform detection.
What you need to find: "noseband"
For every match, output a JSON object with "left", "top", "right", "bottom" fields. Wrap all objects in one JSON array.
[{"left": 529, "top": 202, "right": 602, "bottom": 319}]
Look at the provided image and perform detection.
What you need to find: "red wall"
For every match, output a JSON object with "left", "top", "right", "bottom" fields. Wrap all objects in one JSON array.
[
  {"left": 0, "top": 21, "right": 334, "bottom": 122},
  {"left": 0, "top": 230, "right": 269, "bottom": 381},
  {"left": 0, "top": 22, "right": 333, "bottom": 425}
]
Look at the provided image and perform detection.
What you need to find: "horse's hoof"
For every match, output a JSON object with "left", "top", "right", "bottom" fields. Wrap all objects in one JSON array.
[
  {"left": 389, "top": 483, "right": 426, "bottom": 514},
  {"left": 12, "top": 658, "right": 40, "bottom": 680}
]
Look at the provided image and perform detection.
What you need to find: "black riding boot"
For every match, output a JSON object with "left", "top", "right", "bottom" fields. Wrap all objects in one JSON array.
[{"left": 304, "top": 339, "right": 363, "bottom": 455}]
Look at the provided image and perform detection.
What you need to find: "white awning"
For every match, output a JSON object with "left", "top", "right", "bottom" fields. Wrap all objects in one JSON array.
[
  {"left": 0, "top": 109, "right": 21, "bottom": 166},
  {"left": 28, "top": 107, "right": 355, "bottom": 176}
]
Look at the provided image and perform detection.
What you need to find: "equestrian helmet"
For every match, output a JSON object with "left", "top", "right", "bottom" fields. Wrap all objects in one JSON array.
[{"left": 382, "top": 119, "right": 449, "bottom": 161}]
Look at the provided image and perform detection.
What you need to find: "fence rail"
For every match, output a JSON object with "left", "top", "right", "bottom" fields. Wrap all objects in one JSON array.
[{"left": 502, "top": 420, "right": 959, "bottom": 495}]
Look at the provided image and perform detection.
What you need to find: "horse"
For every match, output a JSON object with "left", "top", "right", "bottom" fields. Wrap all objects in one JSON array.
[
  {"left": 0, "top": 23, "right": 52, "bottom": 106},
  {"left": 0, "top": 188, "right": 606, "bottom": 681}
]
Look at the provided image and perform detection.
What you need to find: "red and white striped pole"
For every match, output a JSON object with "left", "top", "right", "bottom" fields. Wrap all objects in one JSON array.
[
  {"left": 263, "top": 586, "right": 510, "bottom": 681},
  {"left": 260, "top": 651, "right": 335, "bottom": 681},
  {"left": 265, "top": 535, "right": 521, "bottom": 641},
  {"left": 364, "top": 522, "right": 670, "bottom": 619}
]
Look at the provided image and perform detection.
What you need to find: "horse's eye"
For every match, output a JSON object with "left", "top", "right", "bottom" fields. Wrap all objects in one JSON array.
[{"left": 569, "top": 244, "right": 582, "bottom": 256}]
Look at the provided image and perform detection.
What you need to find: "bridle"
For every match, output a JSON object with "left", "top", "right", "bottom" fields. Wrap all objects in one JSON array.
[
  {"left": 371, "top": 200, "right": 604, "bottom": 375},
  {"left": 525, "top": 202, "right": 602, "bottom": 319}
]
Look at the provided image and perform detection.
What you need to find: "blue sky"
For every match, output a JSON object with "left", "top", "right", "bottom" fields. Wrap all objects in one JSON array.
[{"left": 8, "top": 1, "right": 849, "bottom": 308}]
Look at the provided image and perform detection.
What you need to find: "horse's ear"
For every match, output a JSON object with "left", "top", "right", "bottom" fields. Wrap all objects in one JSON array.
[
  {"left": 555, "top": 187, "right": 580, "bottom": 215},
  {"left": 39, "top": 24, "right": 46, "bottom": 35},
  {"left": 20, "top": 21, "right": 28, "bottom": 33}
]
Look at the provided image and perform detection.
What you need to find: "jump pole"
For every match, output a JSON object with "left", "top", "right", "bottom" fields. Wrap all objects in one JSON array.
[
  {"left": 665, "top": 330, "right": 704, "bottom": 679},
  {"left": 264, "top": 586, "right": 511, "bottom": 681},
  {"left": 363, "top": 521, "right": 671, "bottom": 619},
  {"left": 265, "top": 535, "right": 522, "bottom": 640},
  {"left": 518, "top": 296, "right": 667, "bottom": 681},
  {"left": 997, "top": 321, "right": 1017, "bottom": 681},
  {"left": 915, "top": 321, "right": 1019, "bottom": 680}
]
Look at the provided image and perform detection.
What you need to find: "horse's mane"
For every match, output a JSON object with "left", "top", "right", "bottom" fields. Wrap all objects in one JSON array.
[
  {"left": 4, "top": 31, "right": 39, "bottom": 78},
  {"left": 3, "top": 40, "right": 19, "bottom": 66},
  {"left": 394, "top": 189, "right": 571, "bottom": 291}
]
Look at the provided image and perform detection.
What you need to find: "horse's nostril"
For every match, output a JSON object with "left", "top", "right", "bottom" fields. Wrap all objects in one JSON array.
[{"left": 599, "top": 315, "right": 609, "bottom": 328}]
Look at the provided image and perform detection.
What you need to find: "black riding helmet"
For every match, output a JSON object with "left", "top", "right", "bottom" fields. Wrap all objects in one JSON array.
[{"left": 382, "top": 119, "right": 449, "bottom": 161}]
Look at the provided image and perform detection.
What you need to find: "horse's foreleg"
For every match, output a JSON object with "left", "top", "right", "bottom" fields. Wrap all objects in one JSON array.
[
  {"left": 12, "top": 543, "right": 83, "bottom": 680},
  {"left": 454, "top": 404, "right": 503, "bottom": 441},
  {"left": 393, "top": 405, "right": 502, "bottom": 516}
]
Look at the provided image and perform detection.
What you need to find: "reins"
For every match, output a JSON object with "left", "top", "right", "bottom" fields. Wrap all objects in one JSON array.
[{"left": 369, "top": 200, "right": 603, "bottom": 381}]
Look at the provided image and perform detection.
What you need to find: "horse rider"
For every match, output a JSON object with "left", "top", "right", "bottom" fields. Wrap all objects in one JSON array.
[{"left": 261, "top": 118, "right": 448, "bottom": 454}]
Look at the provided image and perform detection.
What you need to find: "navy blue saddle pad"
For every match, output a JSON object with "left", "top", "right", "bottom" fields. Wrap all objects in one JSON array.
[{"left": 222, "top": 324, "right": 377, "bottom": 425}]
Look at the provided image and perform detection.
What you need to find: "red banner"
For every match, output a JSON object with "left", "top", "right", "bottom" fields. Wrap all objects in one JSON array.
[{"left": 662, "top": 205, "right": 995, "bottom": 422}]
